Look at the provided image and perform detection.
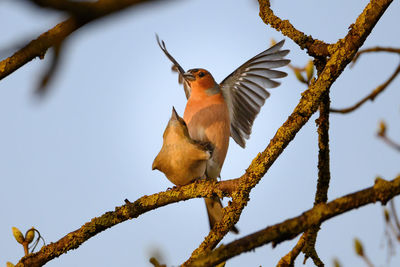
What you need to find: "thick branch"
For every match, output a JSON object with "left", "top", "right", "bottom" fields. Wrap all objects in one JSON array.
[
  {"left": 188, "top": 176, "right": 400, "bottom": 267},
  {"left": 258, "top": 0, "right": 330, "bottom": 57},
  {"left": 183, "top": 1, "right": 393, "bottom": 264},
  {"left": 15, "top": 178, "right": 240, "bottom": 267}
]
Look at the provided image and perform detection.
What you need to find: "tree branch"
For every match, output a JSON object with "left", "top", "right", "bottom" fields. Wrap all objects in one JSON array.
[
  {"left": 277, "top": 234, "right": 306, "bottom": 266},
  {"left": 258, "top": 0, "right": 330, "bottom": 58},
  {"left": 378, "top": 132, "right": 400, "bottom": 151},
  {"left": 188, "top": 176, "right": 400, "bottom": 267},
  {"left": 182, "top": 1, "right": 393, "bottom": 265},
  {"left": 314, "top": 93, "right": 331, "bottom": 205},
  {"left": 331, "top": 62, "right": 400, "bottom": 114},
  {"left": 352, "top": 47, "right": 400, "bottom": 64},
  {"left": 15, "top": 178, "right": 239, "bottom": 267},
  {"left": 299, "top": 91, "right": 332, "bottom": 266},
  {"left": 29, "top": 0, "right": 159, "bottom": 19},
  {"left": 0, "top": 0, "right": 159, "bottom": 81},
  {"left": 0, "top": 18, "right": 80, "bottom": 81}
]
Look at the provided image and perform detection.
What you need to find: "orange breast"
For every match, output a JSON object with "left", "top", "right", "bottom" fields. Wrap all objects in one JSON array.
[{"left": 183, "top": 92, "right": 230, "bottom": 177}]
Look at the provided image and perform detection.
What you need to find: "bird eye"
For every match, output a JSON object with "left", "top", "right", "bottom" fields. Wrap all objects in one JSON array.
[
  {"left": 180, "top": 118, "right": 187, "bottom": 127},
  {"left": 199, "top": 72, "right": 205, "bottom": 78}
]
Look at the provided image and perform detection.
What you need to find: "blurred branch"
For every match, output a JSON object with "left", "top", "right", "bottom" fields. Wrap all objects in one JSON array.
[
  {"left": 29, "top": 0, "right": 156, "bottom": 19},
  {"left": 15, "top": 178, "right": 240, "bottom": 267},
  {"left": 183, "top": 1, "right": 393, "bottom": 265},
  {"left": 288, "top": 60, "right": 315, "bottom": 86},
  {"left": 378, "top": 134, "right": 400, "bottom": 151},
  {"left": 390, "top": 201, "right": 400, "bottom": 231},
  {"left": 354, "top": 238, "right": 375, "bottom": 267},
  {"left": 258, "top": 0, "right": 330, "bottom": 58},
  {"left": 187, "top": 176, "right": 400, "bottom": 267},
  {"left": 384, "top": 204, "right": 400, "bottom": 243},
  {"left": 0, "top": 18, "right": 79, "bottom": 81},
  {"left": 377, "top": 120, "right": 400, "bottom": 151},
  {"left": 35, "top": 41, "right": 64, "bottom": 95},
  {"left": 149, "top": 257, "right": 166, "bottom": 267},
  {"left": 0, "top": 0, "right": 159, "bottom": 82}
]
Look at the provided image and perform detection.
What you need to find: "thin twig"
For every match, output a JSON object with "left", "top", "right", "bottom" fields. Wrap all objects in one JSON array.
[
  {"left": 352, "top": 47, "right": 400, "bottom": 65},
  {"left": 378, "top": 133, "right": 400, "bottom": 151},
  {"left": 277, "top": 234, "right": 306, "bottom": 266},
  {"left": 362, "top": 255, "right": 375, "bottom": 267},
  {"left": 390, "top": 201, "right": 400, "bottom": 231},
  {"left": 331, "top": 62, "right": 400, "bottom": 113}
]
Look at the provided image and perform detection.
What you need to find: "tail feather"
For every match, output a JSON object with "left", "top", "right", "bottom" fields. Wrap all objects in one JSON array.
[{"left": 204, "top": 197, "right": 239, "bottom": 234}]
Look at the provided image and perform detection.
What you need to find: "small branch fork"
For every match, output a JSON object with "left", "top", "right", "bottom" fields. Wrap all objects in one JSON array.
[{"left": 258, "top": 0, "right": 330, "bottom": 58}]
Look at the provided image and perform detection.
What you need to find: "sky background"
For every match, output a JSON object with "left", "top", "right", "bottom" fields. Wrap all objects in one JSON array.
[{"left": 1, "top": 0, "right": 400, "bottom": 266}]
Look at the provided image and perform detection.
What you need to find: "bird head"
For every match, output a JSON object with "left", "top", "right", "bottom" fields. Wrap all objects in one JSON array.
[
  {"left": 183, "top": 68, "right": 217, "bottom": 92},
  {"left": 163, "top": 107, "right": 191, "bottom": 140}
]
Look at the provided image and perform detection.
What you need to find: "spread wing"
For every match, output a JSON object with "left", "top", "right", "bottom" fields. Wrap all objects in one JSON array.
[
  {"left": 156, "top": 34, "right": 191, "bottom": 99},
  {"left": 220, "top": 40, "right": 290, "bottom": 148}
]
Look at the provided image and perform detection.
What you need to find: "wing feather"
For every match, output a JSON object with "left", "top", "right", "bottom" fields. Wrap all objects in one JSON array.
[{"left": 220, "top": 40, "right": 290, "bottom": 148}]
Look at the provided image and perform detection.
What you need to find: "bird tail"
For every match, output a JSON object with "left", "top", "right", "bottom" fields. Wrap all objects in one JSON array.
[{"left": 204, "top": 197, "right": 239, "bottom": 234}]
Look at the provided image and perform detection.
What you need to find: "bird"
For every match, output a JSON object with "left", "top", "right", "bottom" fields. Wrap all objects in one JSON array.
[
  {"left": 152, "top": 107, "right": 214, "bottom": 186},
  {"left": 155, "top": 35, "right": 290, "bottom": 233}
]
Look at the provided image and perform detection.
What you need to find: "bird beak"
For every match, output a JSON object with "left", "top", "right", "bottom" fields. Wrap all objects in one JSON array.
[
  {"left": 171, "top": 106, "right": 179, "bottom": 120},
  {"left": 152, "top": 159, "right": 158, "bottom": 171},
  {"left": 183, "top": 72, "right": 195, "bottom": 81}
]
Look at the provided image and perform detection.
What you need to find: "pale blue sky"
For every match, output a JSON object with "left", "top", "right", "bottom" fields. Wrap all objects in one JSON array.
[{"left": 1, "top": 1, "right": 400, "bottom": 266}]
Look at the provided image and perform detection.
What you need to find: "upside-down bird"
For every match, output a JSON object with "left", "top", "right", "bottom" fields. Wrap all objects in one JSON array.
[
  {"left": 155, "top": 35, "right": 290, "bottom": 233},
  {"left": 153, "top": 107, "right": 214, "bottom": 186}
]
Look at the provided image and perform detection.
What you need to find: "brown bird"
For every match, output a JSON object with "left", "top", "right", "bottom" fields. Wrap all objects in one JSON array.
[
  {"left": 156, "top": 35, "right": 289, "bottom": 233},
  {"left": 152, "top": 107, "right": 214, "bottom": 186}
]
